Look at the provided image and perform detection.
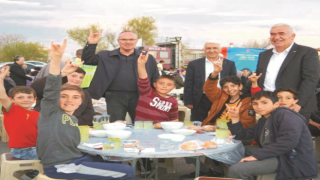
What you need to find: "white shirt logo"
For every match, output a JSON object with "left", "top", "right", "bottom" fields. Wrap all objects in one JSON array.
[{"left": 150, "top": 97, "right": 172, "bottom": 112}]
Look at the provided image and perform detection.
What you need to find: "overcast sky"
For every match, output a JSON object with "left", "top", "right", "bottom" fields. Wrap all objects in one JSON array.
[{"left": 0, "top": 0, "right": 319, "bottom": 54}]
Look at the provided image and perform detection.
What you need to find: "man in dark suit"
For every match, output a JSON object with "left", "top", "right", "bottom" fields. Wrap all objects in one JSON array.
[
  {"left": 184, "top": 41, "right": 237, "bottom": 122},
  {"left": 174, "top": 69, "right": 185, "bottom": 89},
  {"left": 82, "top": 30, "right": 158, "bottom": 122},
  {"left": 244, "top": 23, "right": 319, "bottom": 121},
  {"left": 9, "top": 56, "right": 33, "bottom": 86}
]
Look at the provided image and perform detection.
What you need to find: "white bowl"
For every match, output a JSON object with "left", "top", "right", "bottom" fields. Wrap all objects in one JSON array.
[
  {"left": 105, "top": 130, "right": 132, "bottom": 140},
  {"left": 89, "top": 130, "right": 108, "bottom": 138},
  {"left": 158, "top": 134, "right": 186, "bottom": 142},
  {"left": 160, "top": 122, "right": 183, "bottom": 132},
  {"left": 171, "top": 129, "right": 196, "bottom": 136},
  {"left": 103, "top": 123, "right": 126, "bottom": 130}
]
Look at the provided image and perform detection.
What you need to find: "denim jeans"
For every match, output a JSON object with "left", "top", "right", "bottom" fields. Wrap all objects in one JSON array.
[{"left": 11, "top": 147, "right": 38, "bottom": 159}]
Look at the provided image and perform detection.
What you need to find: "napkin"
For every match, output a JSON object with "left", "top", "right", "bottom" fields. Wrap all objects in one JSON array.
[{"left": 82, "top": 142, "right": 103, "bottom": 148}]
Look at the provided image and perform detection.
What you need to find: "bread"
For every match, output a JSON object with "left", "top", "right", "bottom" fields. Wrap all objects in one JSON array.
[
  {"left": 127, "top": 139, "right": 140, "bottom": 145},
  {"left": 115, "top": 120, "right": 126, "bottom": 124},
  {"left": 187, "top": 125, "right": 199, "bottom": 131},
  {"left": 202, "top": 125, "right": 216, "bottom": 132},
  {"left": 203, "top": 141, "right": 217, "bottom": 149},
  {"left": 154, "top": 123, "right": 162, "bottom": 129},
  {"left": 181, "top": 142, "right": 198, "bottom": 151}
]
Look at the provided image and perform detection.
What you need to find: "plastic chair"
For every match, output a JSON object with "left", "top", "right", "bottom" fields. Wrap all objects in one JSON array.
[
  {"left": 0, "top": 153, "right": 43, "bottom": 180},
  {"left": 0, "top": 114, "right": 9, "bottom": 142},
  {"left": 313, "top": 136, "right": 320, "bottom": 162},
  {"left": 178, "top": 106, "right": 191, "bottom": 122}
]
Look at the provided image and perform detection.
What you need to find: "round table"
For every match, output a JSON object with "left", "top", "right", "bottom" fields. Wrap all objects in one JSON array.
[{"left": 78, "top": 128, "right": 244, "bottom": 178}]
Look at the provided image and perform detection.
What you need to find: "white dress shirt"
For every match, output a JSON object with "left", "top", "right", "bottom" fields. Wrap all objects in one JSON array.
[
  {"left": 205, "top": 58, "right": 214, "bottom": 81},
  {"left": 263, "top": 43, "right": 294, "bottom": 91},
  {"left": 205, "top": 57, "right": 221, "bottom": 89}
]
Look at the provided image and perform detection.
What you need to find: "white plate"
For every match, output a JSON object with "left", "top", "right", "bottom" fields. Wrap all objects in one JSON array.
[
  {"left": 89, "top": 130, "right": 108, "bottom": 138},
  {"left": 171, "top": 129, "right": 196, "bottom": 136},
  {"left": 158, "top": 134, "right": 186, "bottom": 142}
]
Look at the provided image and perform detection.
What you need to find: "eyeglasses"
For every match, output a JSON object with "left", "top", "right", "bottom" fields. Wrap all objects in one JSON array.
[{"left": 118, "top": 39, "right": 137, "bottom": 42}]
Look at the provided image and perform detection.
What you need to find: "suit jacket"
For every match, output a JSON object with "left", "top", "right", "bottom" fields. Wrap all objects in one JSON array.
[
  {"left": 184, "top": 57, "right": 237, "bottom": 107},
  {"left": 9, "top": 63, "right": 33, "bottom": 86},
  {"left": 82, "top": 44, "right": 159, "bottom": 99},
  {"left": 173, "top": 74, "right": 184, "bottom": 89},
  {"left": 243, "top": 43, "right": 320, "bottom": 113}
]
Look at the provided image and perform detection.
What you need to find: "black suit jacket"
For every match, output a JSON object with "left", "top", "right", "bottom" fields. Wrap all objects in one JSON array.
[
  {"left": 184, "top": 57, "right": 237, "bottom": 107},
  {"left": 9, "top": 63, "right": 33, "bottom": 86},
  {"left": 244, "top": 43, "right": 320, "bottom": 113}
]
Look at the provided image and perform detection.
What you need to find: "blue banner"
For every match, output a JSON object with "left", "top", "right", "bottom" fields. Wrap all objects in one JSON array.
[{"left": 226, "top": 47, "right": 266, "bottom": 72}]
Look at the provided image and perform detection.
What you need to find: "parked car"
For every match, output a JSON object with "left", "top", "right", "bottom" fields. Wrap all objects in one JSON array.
[
  {"left": 25, "top": 60, "right": 47, "bottom": 67},
  {"left": 0, "top": 62, "right": 42, "bottom": 72}
]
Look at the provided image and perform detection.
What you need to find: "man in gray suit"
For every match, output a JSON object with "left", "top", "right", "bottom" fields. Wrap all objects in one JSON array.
[{"left": 244, "top": 23, "right": 319, "bottom": 121}]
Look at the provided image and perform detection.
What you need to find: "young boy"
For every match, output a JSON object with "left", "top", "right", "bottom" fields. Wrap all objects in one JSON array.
[
  {"left": 226, "top": 91, "right": 318, "bottom": 180},
  {"left": 36, "top": 39, "right": 134, "bottom": 180},
  {"left": 181, "top": 59, "right": 256, "bottom": 180},
  {"left": 0, "top": 66, "right": 38, "bottom": 159},
  {"left": 31, "top": 65, "right": 94, "bottom": 126},
  {"left": 135, "top": 52, "right": 178, "bottom": 128},
  {"left": 250, "top": 73, "right": 320, "bottom": 137},
  {"left": 202, "top": 59, "right": 256, "bottom": 128}
]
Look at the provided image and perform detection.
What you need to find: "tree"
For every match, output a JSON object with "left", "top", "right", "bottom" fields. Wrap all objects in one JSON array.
[
  {"left": 0, "top": 33, "right": 26, "bottom": 48},
  {"left": 0, "top": 42, "right": 48, "bottom": 62},
  {"left": 66, "top": 24, "right": 118, "bottom": 52},
  {"left": 242, "top": 39, "right": 271, "bottom": 49},
  {"left": 123, "top": 16, "right": 158, "bottom": 46}
]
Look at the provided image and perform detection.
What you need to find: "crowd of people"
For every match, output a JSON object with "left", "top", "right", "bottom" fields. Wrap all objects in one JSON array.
[{"left": 0, "top": 22, "right": 319, "bottom": 180}]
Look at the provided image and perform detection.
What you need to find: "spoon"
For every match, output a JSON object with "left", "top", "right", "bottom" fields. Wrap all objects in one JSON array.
[{"left": 136, "top": 145, "right": 145, "bottom": 155}]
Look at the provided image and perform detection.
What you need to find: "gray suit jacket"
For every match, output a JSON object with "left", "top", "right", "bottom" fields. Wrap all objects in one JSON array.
[{"left": 244, "top": 43, "right": 319, "bottom": 113}]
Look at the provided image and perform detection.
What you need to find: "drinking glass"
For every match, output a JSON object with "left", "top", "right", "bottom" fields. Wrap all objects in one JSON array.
[
  {"left": 108, "top": 137, "right": 121, "bottom": 150},
  {"left": 143, "top": 121, "right": 153, "bottom": 129},
  {"left": 103, "top": 141, "right": 115, "bottom": 150},
  {"left": 78, "top": 126, "right": 90, "bottom": 142},
  {"left": 193, "top": 121, "right": 202, "bottom": 129},
  {"left": 93, "top": 115, "right": 104, "bottom": 130},
  {"left": 134, "top": 121, "right": 144, "bottom": 129}
]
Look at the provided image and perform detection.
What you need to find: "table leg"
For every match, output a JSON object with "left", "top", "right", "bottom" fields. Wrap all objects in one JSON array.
[
  {"left": 147, "top": 158, "right": 158, "bottom": 179},
  {"left": 195, "top": 156, "right": 200, "bottom": 177},
  {"left": 154, "top": 158, "right": 158, "bottom": 179},
  {"left": 130, "top": 159, "right": 137, "bottom": 170}
]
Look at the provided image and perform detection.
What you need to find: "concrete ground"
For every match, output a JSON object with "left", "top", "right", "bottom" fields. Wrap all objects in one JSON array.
[{"left": 1, "top": 140, "right": 320, "bottom": 180}]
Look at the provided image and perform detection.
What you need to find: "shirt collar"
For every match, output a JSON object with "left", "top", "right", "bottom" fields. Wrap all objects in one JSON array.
[{"left": 272, "top": 42, "right": 294, "bottom": 54}]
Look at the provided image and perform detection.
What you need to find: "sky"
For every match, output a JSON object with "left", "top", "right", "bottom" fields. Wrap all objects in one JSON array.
[{"left": 0, "top": 0, "right": 320, "bottom": 54}]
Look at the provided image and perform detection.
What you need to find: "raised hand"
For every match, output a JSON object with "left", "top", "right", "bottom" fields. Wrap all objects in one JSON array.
[
  {"left": 225, "top": 102, "right": 242, "bottom": 121},
  {"left": 248, "top": 72, "right": 262, "bottom": 87},
  {"left": 210, "top": 58, "right": 224, "bottom": 78},
  {"left": 88, "top": 29, "right": 103, "bottom": 44},
  {"left": 0, "top": 67, "right": 9, "bottom": 80},
  {"left": 289, "top": 103, "right": 301, "bottom": 112},
  {"left": 50, "top": 39, "right": 67, "bottom": 63},
  {"left": 137, "top": 52, "right": 149, "bottom": 65},
  {"left": 61, "top": 59, "right": 84, "bottom": 77},
  {"left": 213, "top": 58, "right": 223, "bottom": 73}
]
